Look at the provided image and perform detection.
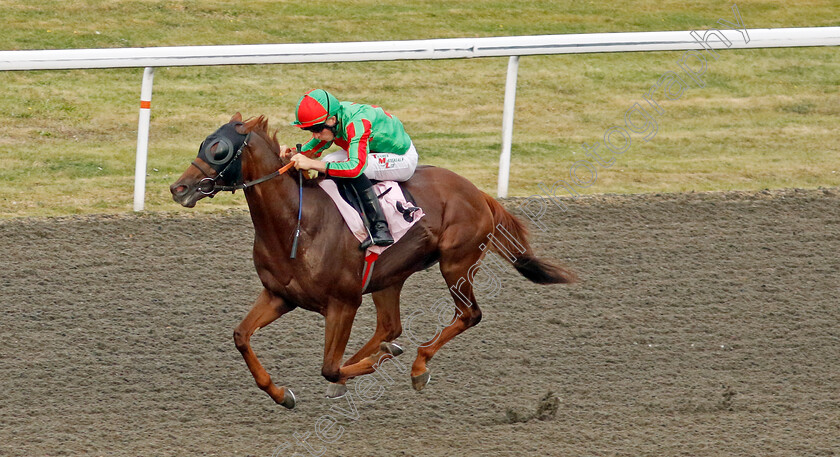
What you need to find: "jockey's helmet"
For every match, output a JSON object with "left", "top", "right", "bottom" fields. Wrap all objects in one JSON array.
[{"left": 291, "top": 89, "right": 340, "bottom": 128}]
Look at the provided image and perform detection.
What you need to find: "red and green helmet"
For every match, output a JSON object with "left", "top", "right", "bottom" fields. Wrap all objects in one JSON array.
[{"left": 291, "top": 89, "right": 340, "bottom": 128}]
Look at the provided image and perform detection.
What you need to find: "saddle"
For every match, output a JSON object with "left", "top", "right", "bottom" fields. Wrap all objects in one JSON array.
[
  {"left": 317, "top": 179, "right": 425, "bottom": 253},
  {"left": 333, "top": 178, "right": 421, "bottom": 223},
  {"left": 318, "top": 178, "right": 425, "bottom": 291}
]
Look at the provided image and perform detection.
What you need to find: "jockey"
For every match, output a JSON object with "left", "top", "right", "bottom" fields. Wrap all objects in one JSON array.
[{"left": 285, "top": 89, "right": 419, "bottom": 249}]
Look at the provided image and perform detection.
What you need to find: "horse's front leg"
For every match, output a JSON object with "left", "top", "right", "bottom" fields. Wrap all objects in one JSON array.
[
  {"left": 322, "top": 297, "right": 404, "bottom": 399},
  {"left": 342, "top": 281, "right": 405, "bottom": 368},
  {"left": 321, "top": 301, "right": 360, "bottom": 398},
  {"left": 233, "top": 288, "right": 296, "bottom": 408}
]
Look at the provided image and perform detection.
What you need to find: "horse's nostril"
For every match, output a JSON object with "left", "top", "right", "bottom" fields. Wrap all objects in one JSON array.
[{"left": 171, "top": 184, "right": 188, "bottom": 196}]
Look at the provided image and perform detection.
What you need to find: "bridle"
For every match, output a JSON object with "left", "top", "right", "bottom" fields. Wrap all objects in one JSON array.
[
  {"left": 190, "top": 130, "right": 295, "bottom": 196},
  {"left": 188, "top": 120, "right": 305, "bottom": 258}
]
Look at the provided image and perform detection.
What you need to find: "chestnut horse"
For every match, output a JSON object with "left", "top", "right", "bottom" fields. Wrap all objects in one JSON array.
[{"left": 170, "top": 113, "right": 576, "bottom": 408}]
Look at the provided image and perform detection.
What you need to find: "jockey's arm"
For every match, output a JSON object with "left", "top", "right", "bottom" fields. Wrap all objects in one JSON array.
[
  {"left": 302, "top": 138, "right": 331, "bottom": 158},
  {"left": 320, "top": 119, "right": 370, "bottom": 178},
  {"left": 282, "top": 137, "right": 332, "bottom": 173}
]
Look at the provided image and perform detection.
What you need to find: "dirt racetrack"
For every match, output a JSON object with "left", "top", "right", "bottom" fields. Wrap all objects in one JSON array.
[{"left": 2, "top": 188, "right": 839, "bottom": 457}]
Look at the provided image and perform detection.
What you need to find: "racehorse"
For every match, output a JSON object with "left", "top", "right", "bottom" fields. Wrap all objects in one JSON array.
[{"left": 170, "top": 113, "right": 576, "bottom": 408}]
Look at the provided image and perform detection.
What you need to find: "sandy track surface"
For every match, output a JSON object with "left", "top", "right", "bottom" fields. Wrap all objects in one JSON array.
[{"left": 2, "top": 189, "right": 839, "bottom": 456}]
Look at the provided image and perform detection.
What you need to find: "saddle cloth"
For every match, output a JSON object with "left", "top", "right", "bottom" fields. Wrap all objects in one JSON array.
[{"left": 317, "top": 180, "right": 425, "bottom": 257}]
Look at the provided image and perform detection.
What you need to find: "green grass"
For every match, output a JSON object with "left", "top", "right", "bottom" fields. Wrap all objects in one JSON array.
[{"left": 1, "top": 0, "right": 839, "bottom": 217}]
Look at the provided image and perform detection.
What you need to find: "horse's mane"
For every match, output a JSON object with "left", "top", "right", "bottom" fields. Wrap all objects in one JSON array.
[
  {"left": 242, "top": 115, "right": 281, "bottom": 156},
  {"left": 240, "top": 114, "right": 323, "bottom": 187}
]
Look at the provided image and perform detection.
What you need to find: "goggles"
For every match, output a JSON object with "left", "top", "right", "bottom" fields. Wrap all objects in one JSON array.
[{"left": 303, "top": 123, "right": 328, "bottom": 133}]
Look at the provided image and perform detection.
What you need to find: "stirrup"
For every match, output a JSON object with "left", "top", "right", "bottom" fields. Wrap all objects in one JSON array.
[
  {"left": 371, "top": 223, "right": 394, "bottom": 246},
  {"left": 359, "top": 226, "right": 393, "bottom": 250},
  {"left": 373, "top": 235, "right": 394, "bottom": 247}
]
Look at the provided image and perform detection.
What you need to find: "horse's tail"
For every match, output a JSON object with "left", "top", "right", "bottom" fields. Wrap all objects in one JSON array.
[{"left": 481, "top": 192, "right": 577, "bottom": 284}]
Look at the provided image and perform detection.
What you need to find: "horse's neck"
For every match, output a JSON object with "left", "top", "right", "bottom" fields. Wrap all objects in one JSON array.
[
  {"left": 242, "top": 151, "right": 300, "bottom": 243},
  {"left": 240, "top": 143, "right": 353, "bottom": 269}
]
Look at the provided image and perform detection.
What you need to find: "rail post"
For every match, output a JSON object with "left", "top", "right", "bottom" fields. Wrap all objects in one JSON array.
[
  {"left": 133, "top": 67, "right": 155, "bottom": 212},
  {"left": 497, "top": 56, "right": 519, "bottom": 198}
]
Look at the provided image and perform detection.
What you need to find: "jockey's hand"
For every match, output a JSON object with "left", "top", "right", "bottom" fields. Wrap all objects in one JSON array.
[
  {"left": 278, "top": 145, "right": 295, "bottom": 159},
  {"left": 290, "top": 154, "right": 327, "bottom": 174}
]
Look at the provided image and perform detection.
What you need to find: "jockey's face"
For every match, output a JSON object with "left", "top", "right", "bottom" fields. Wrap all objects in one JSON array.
[{"left": 310, "top": 116, "right": 337, "bottom": 142}]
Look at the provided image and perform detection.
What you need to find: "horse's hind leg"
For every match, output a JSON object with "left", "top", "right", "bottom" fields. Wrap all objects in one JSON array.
[
  {"left": 233, "top": 288, "right": 296, "bottom": 408},
  {"left": 410, "top": 250, "right": 483, "bottom": 391},
  {"left": 343, "top": 280, "right": 405, "bottom": 368}
]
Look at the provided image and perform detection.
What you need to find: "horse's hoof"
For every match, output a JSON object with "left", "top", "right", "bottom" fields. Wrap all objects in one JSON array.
[
  {"left": 325, "top": 382, "right": 347, "bottom": 399},
  {"left": 411, "top": 369, "right": 431, "bottom": 392},
  {"left": 280, "top": 387, "right": 296, "bottom": 409},
  {"left": 380, "top": 341, "right": 404, "bottom": 356}
]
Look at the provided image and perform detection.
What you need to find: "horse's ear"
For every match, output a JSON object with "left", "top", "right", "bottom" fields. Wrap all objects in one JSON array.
[{"left": 231, "top": 112, "right": 243, "bottom": 123}]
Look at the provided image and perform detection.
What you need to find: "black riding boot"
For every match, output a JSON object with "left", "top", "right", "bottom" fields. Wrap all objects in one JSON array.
[{"left": 345, "top": 175, "right": 394, "bottom": 249}]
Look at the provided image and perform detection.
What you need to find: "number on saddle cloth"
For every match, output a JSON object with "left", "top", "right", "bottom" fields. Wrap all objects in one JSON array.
[
  {"left": 395, "top": 201, "right": 421, "bottom": 223},
  {"left": 395, "top": 184, "right": 421, "bottom": 223}
]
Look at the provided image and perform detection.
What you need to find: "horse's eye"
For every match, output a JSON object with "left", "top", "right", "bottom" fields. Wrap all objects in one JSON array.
[{"left": 205, "top": 138, "right": 234, "bottom": 164}]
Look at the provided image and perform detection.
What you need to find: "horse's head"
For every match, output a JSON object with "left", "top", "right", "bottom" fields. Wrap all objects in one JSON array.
[{"left": 171, "top": 113, "right": 285, "bottom": 207}]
